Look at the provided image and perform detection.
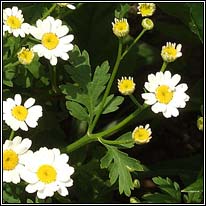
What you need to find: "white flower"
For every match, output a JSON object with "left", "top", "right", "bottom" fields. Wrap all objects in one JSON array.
[
  {"left": 137, "top": 3, "right": 156, "bottom": 17},
  {"left": 30, "top": 16, "right": 74, "bottom": 65},
  {"left": 118, "top": 76, "right": 136, "bottom": 95},
  {"left": 3, "top": 136, "right": 32, "bottom": 184},
  {"left": 112, "top": 18, "right": 129, "bottom": 38},
  {"left": 3, "top": 6, "right": 30, "bottom": 37},
  {"left": 141, "top": 71, "right": 190, "bottom": 118},
  {"left": 21, "top": 147, "right": 74, "bottom": 199},
  {"left": 161, "top": 42, "right": 182, "bottom": 62},
  {"left": 3, "top": 94, "right": 43, "bottom": 131},
  {"left": 57, "top": 3, "right": 76, "bottom": 10},
  {"left": 132, "top": 124, "right": 152, "bottom": 144}
]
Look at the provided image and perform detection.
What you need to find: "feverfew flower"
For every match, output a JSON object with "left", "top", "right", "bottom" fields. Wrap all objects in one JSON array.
[
  {"left": 3, "top": 94, "right": 43, "bottom": 131},
  {"left": 118, "top": 76, "right": 136, "bottom": 95},
  {"left": 142, "top": 18, "right": 154, "bottom": 30},
  {"left": 30, "top": 16, "right": 74, "bottom": 65},
  {"left": 21, "top": 147, "right": 74, "bottom": 199},
  {"left": 141, "top": 71, "right": 190, "bottom": 118},
  {"left": 3, "top": 6, "right": 30, "bottom": 37},
  {"left": 17, "top": 47, "right": 34, "bottom": 65},
  {"left": 3, "top": 136, "right": 32, "bottom": 184},
  {"left": 132, "top": 124, "right": 152, "bottom": 144},
  {"left": 57, "top": 3, "right": 76, "bottom": 10},
  {"left": 161, "top": 42, "right": 182, "bottom": 63},
  {"left": 137, "top": 3, "right": 156, "bottom": 17},
  {"left": 112, "top": 18, "right": 129, "bottom": 38}
]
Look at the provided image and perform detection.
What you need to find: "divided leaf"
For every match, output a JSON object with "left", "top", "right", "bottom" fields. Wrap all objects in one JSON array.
[{"left": 100, "top": 145, "right": 144, "bottom": 196}]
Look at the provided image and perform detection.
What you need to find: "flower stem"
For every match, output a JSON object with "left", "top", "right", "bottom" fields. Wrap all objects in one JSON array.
[
  {"left": 98, "top": 136, "right": 134, "bottom": 146},
  {"left": 63, "top": 134, "right": 97, "bottom": 153},
  {"left": 129, "top": 94, "right": 142, "bottom": 107},
  {"left": 88, "top": 39, "right": 123, "bottom": 133},
  {"left": 160, "top": 61, "right": 168, "bottom": 72},
  {"left": 9, "top": 130, "right": 15, "bottom": 140},
  {"left": 41, "top": 3, "right": 57, "bottom": 19},
  {"left": 121, "top": 29, "right": 146, "bottom": 60}
]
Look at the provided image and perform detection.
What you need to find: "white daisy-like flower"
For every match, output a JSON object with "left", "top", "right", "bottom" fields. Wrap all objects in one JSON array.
[
  {"left": 137, "top": 3, "right": 156, "bottom": 17},
  {"left": 3, "top": 136, "right": 32, "bottom": 184},
  {"left": 3, "top": 6, "right": 30, "bottom": 37},
  {"left": 57, "top": 3, "right": 76, "bottom": 10},
  {"left": 21, "top": 147, "right": 74, "bottom": 199},
  {"left": 17, "top": 47, "right": 35, "bottom": 65},
  {"left": 3, "top": 94, "right": 43, "bottom": 131},
  {"left": 141, "top": 71, "right": 190, "bottom": 118},
  {"left": 30, "top": 16, "right": 74, "bottom": 65},
  {"left": 132, "top": 124, "right": 152, "bottom": 144},
  {"left": 118, "top": 76, "right": 136, "bottom": 95},
  {"left": 112, "top": 18, "right": 129, "bottom": 38},
  {"left": 161, "top": 42, "right": 182, "bottom": 63}
]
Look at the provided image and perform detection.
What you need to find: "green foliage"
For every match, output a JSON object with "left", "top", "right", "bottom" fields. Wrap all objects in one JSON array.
[
  {"left": 100, "top": 144, "right": 144, "bottom": 196},
  {"left": 115, "top": 3, "right": 130, "bottom": 18},
  {"left": 142, "top": 177, "right": 181, "bottom": 203}
]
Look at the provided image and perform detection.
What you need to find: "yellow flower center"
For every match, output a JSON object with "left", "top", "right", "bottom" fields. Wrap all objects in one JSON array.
[
  {"left": 155, "top": 85, "right": 173, "bottom": 104},
  {"left": 3, "top": 150, "right": 19, "bottom": 170},
  {"left": 37, "top": 164, "right": 57, "bottom": 184},
  {"left": 133, "top": 128, "right": 150, "bottom": 142},
  {"left": 42, "top": 33, "right": 59, "bottom": 50},
  {"left": 139, "top": 5, "right": 154, "bottom": 16},
  {"left": 163, "top": 47, "right": 177, "bottom": 58},
  {"left": 18, "top": 48, "right": 34, "bottom": 65},
  {"left": 12, "top": 105, "right": 28, "bottom": 121},
  {"left": 6, "top": 16, "right": 22, "bottom": 29},
  {"left": 114, "top": 21, "right": 128, "bottom": 32}
]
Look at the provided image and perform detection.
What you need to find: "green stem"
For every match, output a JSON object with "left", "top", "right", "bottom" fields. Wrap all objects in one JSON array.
[
  {"left": 28, "top": 36, "right": 41, "bottom": 43},
  {"left": 94, "top": 104, "right": 149, "bottom": 138},
  {"left": 89, "top": 39, "right": 123, "bottom": 133},
  {"left": 41, "top": 3, "right": 57, "bottom": 19},
  {"left": 160, "top": 61, "right": 168, "bottom": 72},
  {"left": 129, "top": 94, "right": 142, "bottom": 107},
  {"left": 4, "top": 61, "right": 20, "bottom": 69},
  {"left": 98, "top": 136, "right": 134, "bottom": 145},
  {"left": 9, "top": 130, "right": 15, "bottom": 140},
  {"left": 63, "top": 134, "right": 96, "bottom": 153},
  {"left": 121, "top": 29, "right": 146, "bottom": 60}
]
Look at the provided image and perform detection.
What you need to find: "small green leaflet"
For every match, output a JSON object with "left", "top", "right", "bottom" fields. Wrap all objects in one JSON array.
[{"left": 100, "top": 144, "right": 144, "bottom": 196}]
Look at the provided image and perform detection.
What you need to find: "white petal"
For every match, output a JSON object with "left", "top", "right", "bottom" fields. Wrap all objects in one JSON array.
[
  {"left": 20, "top": 169, "right": 38, "bottom": 184},
  {"left": 50, "top": 55, "right": 58, "bottom": 65},
  {"left": 175, "top": 83, "right": 188, "bottom": 92},
  {"left": 26, "top": 182, "right": 45, "bottom": 193},
  {"left": 24, "top": 98, "right": 35, "bottom": 108},
  {"left": 60, "top": 52, "right": 69, "bottom": 60},
  {"left": 142, "top": 93, "right": 156, "bottom": 105},
  {"left": 19, "top": 121, "right": 28, "bottom": 131},
  {"left": 11, "top": 170, "right": 21, "bottom": 184},
  {"left": 12, "top": 136, "right": 22, "bottom": 145},
  {"left": 151, "top": 103, "right": 166, "bottom": 113},
  {"left": 170, "top": 74, "right": 181, "bottom": 87},
  {"left": 56, "top": 25, "right": 69, "bottom": 37},
  {"left": 14, "top": 94, "right": 22, "bottom": 105},
  {"left": 14, "top": 138, "right": 32, "bottom": 154},
  {"left": 60, "top": 35, "right": 74, "bottom": 44},
  {"left": 57, "top": 186, "right": 68, "bottom": 196}
]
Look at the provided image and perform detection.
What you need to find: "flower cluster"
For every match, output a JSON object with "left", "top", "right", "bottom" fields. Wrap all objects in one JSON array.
[{"left": 3, "top": 137, "right": 74, "bottom": 199}]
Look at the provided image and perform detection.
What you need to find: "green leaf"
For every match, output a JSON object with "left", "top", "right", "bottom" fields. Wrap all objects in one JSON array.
[
  {"left": 87, "top": 61, "right": 110, "bottom": 109},
  {"left": 183, "top": 191, "right": 203, "bottom": 203},
  {"left": 95, "top": 94, "right": 124, "bottom": 114},
  {"left": 65, "top": 45, "right": 91, "bottom": 87},
  {"left": 3, "top": 184, "right": 21, "bottom": 203},
  {"left": 115, "top": 3, "right": 130, "bottom": 18},
  {"left": 142, "top": 193, "right": 177, "bottom": 203},
  {"left": 182, "top": 175, "right": 203, "bottom": 193},
  {"left": 66, "top": 101, "right": 89, "bottom": 122},
  {"left": 25, "top": 55, "right": 41, "bottom": 79},
  {"left": 100, "top": 145, "right": 144, "bottom": 196},
  {"left": 115, "top": 132, "right": 134, "bottom": 148},
  {"left": 144, "top": 176, "right": 181, "bottom": 203},
  {"left": 187, "top": 3, "right": 203, "bottom": 43}
]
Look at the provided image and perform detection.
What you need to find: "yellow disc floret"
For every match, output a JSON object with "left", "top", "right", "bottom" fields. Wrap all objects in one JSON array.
[
  {"left": 37, "top": 164, "right": 57, "bottom": 184},
  {"left": 42, "top": 33, "right": 59, "bottom": 50},
  {"left": 112, "top": 18, "right": 129, "bottom": 38},
  {"left": 137, "top": 3, "right": 156, "bottom": 17},
  {"left": 6, "top": 16, "right": 22, "bottom": 29},
  {"left": 155, "top": 85, "right": 173, "bottom": 104},
  {"left": 118, "top": 76, "right": 136, "bottom": 95},
  {"left": 17, "top": 47, "right": 34, "bottom": 65},
  {"left": 3, "top": 150, "right": 19, "bottom": 170},
  {"left": 12, "top": 105, "right": 28, "bottom": 121}
]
